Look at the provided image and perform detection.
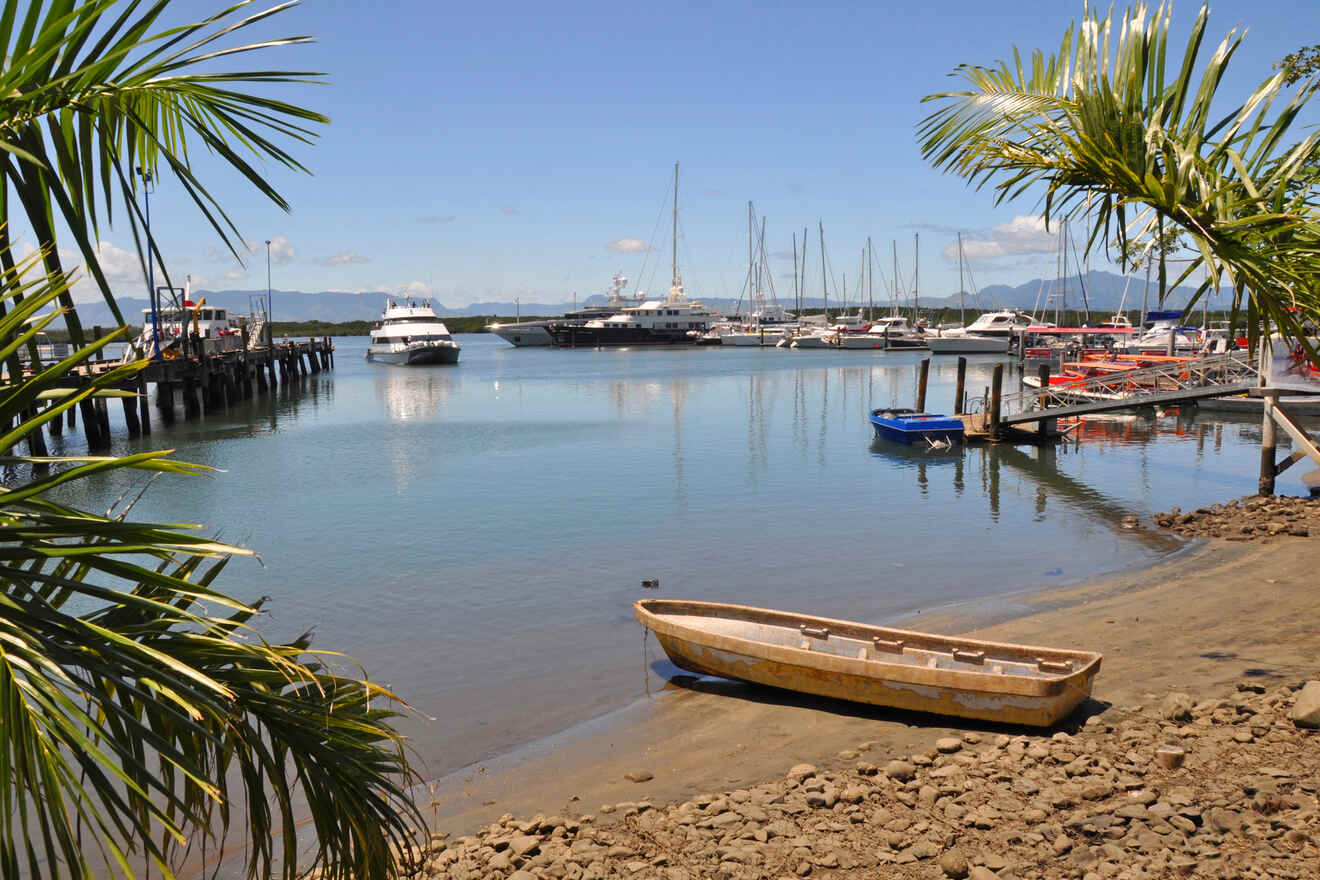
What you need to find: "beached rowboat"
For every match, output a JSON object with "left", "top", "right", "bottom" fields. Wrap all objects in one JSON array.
[{"left": 635, "top": 600, "right": 1101, "bottom": 727}]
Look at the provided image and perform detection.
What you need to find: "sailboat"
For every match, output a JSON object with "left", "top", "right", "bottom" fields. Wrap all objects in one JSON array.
[
  {"left": 544, "top": 163, "right": 717, "bottom": 347},
  {"left": 718, "top": 204, "right": 797, "bottom": 346}
]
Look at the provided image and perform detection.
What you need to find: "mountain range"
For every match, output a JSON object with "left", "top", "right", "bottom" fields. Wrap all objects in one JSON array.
[{"left": 73, "top": 270, "right": 1222, "bottom": 326}]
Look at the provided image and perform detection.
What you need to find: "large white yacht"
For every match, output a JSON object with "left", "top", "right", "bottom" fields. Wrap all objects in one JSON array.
[
  {"left": 366, "top": 299, "right": 460, "bottom": 365},
  {"left": 544, "top": 163, "right": 717, "bottom": 347},
  {"left": 487, "top": 273, "right": 642, "bottom": 347}
]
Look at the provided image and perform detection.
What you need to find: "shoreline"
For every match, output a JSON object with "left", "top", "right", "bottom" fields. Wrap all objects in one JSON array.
[{"left": 419, "top": 534, "right": 1318, "bottom": 839}]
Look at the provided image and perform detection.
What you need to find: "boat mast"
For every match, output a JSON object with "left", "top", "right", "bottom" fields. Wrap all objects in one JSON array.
[
  {"left": 792, "top": 232, "right": 799, "bottom": 318},
  {"left": 819, "top": 221, "right": 828, "bottom": 321},
  {"left": 957, "top": 232, "right": 965, "bottom": 326},
  {"left": 671, "top": 161, "right": 679, "bottom": 294},
  {"left": 892, "top": 240, "right": 899, "bottom": 317},
  {"left": 747, "top": 200, "right": 755, "bottom": 320},
  {"left": 867, "top": 238, "right": 874, "bottom": 321},
  {"left": 913, "top": 233, "right": 920, "bottom": 325}
]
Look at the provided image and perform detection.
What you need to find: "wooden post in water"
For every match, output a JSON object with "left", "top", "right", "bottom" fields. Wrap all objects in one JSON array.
[
  {"left": 47, "top": 400, "right": 63, "bottom": 436},
  {"left": 121, "top": 393, "right": 141, "bottom": 437},
  {"left": 24, "top": 408, "right": 49, "bottom": 461},
  {"left": 915, "top": 357, "right": 930, "bottom": 413},
  {"left": 137, "top": 375, "right": 150, "bottom": 435},
  {"left": 953, "top": 357, "right": 966, "bottom": 415},
  {"left": 1037, "top": 363, "right": 1051, "bottom": 409},
  {"left": 1259, "top": 390, "right": 1279, "bottom": 496},
  {"left": 989, "top": 363, "right": 1004, "bottom": 438},
  {"left": 158, "top": 381, "right": 175, "bottom": 425}
]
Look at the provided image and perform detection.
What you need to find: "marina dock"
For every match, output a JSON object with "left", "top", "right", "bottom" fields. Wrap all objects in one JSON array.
[{"left": 18, "top": 327, "right": 334, "bottom": 453}]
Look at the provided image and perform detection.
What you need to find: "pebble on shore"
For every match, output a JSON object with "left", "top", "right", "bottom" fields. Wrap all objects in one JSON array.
[{"left": 380, "top": 678, "right": 1319, "bottom": 880}]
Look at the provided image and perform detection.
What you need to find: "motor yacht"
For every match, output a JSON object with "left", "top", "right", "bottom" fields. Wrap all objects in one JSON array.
[{"left": 366, "top": 300, "right": 460, "bottom": 365}]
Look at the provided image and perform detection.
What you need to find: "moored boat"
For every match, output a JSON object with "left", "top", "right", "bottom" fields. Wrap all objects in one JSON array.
[
  {"left": 635, "top": 599, "right": 1102, "bottom": 727},
  {"left": 366, "top": 299, "right": 460, "bottom": 365},
  {"left": 869, "top": 408, "right": 964, "bottom": 445}
]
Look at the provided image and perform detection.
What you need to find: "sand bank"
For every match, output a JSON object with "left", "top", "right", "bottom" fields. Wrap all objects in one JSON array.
[{"left": 422, "top": 536, "right": 1318, "bottom": 839}]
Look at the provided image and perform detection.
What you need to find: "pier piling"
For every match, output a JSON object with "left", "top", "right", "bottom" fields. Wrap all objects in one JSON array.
[
  {"left": 990, "top": 363, "right": 1004, "bottom": 438},
  {"left": 954, "top": 357, "right": 966, "bottom": 415},
  {"left": 916, "top": 358, "right": 930, "bottom": 412},
  {"left": 1259, "top": 391, "right": 1278, "bottom": 496}
]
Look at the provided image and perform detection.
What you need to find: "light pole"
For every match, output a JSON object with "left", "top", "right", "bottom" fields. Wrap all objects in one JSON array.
[
  {"left": 136, "top": 166, "right": 160, "bottom": 359},
  {"left": 265, "top": 239, "right": 273, "bottom": 337}
]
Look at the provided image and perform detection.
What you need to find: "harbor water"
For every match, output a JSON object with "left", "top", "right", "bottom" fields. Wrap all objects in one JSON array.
[{"left": 46, "top": 334, "right": 1313, "bottom": 781}]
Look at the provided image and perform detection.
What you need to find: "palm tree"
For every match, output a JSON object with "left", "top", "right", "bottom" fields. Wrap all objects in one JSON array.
[
  {"left": 1, "top": 2, "right": 420, "bottom": 879},
  {"left": 917, "top": 1, "right": 1320, "bottom": 353}
]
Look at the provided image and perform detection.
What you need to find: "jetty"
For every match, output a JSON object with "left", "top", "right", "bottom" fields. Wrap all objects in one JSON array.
[{"left": 17, "top": 321, "right": 334, "bottom": 453}]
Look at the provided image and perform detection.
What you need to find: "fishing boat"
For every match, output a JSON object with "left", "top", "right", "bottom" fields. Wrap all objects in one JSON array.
[
  {"left": 635, "top": 599, "right": 1102, "bottom": 727},
  {"left": 366, "top": 299, "right": 460, "bottom": 365},
  {"left": 869, "top": 408, "right": 964, "bottom": 445}
]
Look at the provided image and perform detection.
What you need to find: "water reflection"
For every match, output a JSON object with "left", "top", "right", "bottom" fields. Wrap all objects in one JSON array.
[{"left": 373, "top": 368, "right": 456, "bottom": 422}]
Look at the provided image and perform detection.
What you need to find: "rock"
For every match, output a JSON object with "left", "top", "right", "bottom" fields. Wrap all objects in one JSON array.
[
  {"left": 623, "top": 770, "right": 654, "bottom": 783},
  {"left": 939, "top": 849, "right": 970, "bottom": 878},
  {"left": 935, "top": 737, "right": 963, "bottom": 754},
  {"left": 1160, "top": 693, "right": 1195, "bottom": 722},
  {"left": 968, "top": 869, "right": 1000, "bottom": 880},
  {"left": 1155, "top": 745, "right": 1186, "bottom": 770},
  {"left": 885, "top": 760, "right": 916, "bottom": 781},
  {"left": 1289, "top": 680, "right": 1320, "bottom": 728},
  {"left": 787, "top": 763, "right": 818, "bottom": 782}
]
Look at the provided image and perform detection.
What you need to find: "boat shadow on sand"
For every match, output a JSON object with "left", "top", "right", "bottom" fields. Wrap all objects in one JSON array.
[{"left": 652, "top": 664, "right": 1111, "bottom": 737}]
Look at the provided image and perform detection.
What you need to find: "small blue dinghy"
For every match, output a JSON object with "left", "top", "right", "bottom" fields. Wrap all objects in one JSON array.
[{"left": 869, "top": 408, "right": 965, "bottom": 445}]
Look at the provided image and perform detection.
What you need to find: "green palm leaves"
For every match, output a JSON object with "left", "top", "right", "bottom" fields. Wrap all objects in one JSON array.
[
  {"left": 0, "top": 0, "right": 328, "bottom": 339},
  {"left": 0, "top": 265, "right": 422, "bottom": 879},
  {"left": 0, "top": 2, "right": 423, "bottom": 878},
  {"left": 918, "top": 2, "right": 1320, "bottom": 349}
]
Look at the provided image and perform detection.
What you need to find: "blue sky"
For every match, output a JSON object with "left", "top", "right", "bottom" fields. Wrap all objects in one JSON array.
[{"left": 47, "top": 0, "right": 1319, "bottom": 308}]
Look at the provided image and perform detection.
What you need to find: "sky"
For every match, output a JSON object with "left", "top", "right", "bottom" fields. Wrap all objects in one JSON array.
[{"left": 26, "top": 0, "right": 1319, "bottom": 308}]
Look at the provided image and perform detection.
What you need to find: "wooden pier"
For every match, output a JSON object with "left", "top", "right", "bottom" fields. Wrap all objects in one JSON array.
[{"left": 20, "top": 329, "right": 335, "bottom": 452}]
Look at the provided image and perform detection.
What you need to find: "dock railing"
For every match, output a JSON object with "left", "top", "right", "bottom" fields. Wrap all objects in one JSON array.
[{"left": 998, "top": 350, "right": 1260, "bottom": 425}]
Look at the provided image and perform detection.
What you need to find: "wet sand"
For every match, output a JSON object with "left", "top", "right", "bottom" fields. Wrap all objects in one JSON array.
[{"left": 421, "top": 537, "right": 1318, "bottom": 837}]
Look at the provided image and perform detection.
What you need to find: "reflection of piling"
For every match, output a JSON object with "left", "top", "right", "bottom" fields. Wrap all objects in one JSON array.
[
  {"left": 916, "top": 358, "right": 930, "bottom": 412},
  {"left": 954, "top": 357, "right": 966, "bottom": 415}
]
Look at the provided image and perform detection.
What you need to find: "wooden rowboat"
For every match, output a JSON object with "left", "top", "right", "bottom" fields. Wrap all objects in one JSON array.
[{"left": 635, "top": 599, "right": 1102, "bottom": 727}]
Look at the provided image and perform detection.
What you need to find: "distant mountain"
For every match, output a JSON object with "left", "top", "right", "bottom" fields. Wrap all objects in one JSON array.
[{"left": 75, "top": 270, "right": 1217, "bottom": 326}]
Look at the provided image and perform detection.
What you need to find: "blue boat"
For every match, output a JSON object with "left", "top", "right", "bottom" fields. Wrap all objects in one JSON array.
[{"left": 869, "top": 408, "right": 965, "bottom": 445}]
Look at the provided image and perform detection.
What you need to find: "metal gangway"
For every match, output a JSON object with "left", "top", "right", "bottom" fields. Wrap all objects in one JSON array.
[{"left": 999, "top": 351, "right": 1261, "bottom": 425}]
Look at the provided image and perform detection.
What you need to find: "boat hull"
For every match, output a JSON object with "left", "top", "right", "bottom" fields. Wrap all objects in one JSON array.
[
  {"left": 926, "top": 335, "right": 1011, "bottom": 354},
  {"left": 366, "top": 343, "right": 460, "bottom": 365},
  {"left": 636, "top": 600, "right": 1101, "bottom": 727},
  {"left": 544, "top": 326, "right": 704, "bottom": 347},
  {"left": 869, "top": 409, "right": 965, "bottom": 445},
  {"left": 490, "top": 324, "right": 554, "bottom": 347}
]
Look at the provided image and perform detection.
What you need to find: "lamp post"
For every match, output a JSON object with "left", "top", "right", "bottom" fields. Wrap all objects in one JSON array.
[
  {"left": 136, "top": 166, "right": 160, "bottom": 359},
  {"left": 265, "top": 239, "right": 273, "bottom": 339}
]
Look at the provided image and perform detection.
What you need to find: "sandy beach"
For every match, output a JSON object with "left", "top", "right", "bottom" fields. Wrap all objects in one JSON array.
[{"left": 422, "top": 530, "right": 1319, "bottom": 841}]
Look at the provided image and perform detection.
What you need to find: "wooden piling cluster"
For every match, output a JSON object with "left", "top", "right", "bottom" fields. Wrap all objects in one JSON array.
[{"left": 20, "top": 334, "right": 334, "bottom": 452}]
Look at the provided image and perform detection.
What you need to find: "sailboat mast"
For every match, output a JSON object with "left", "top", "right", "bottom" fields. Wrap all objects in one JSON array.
[
  {"left": 913, "top": 233, "right": 920, "bottom": 324},
  {"left": 747, "top": 201, "right": 755, "bottom": 318},
  {"left": 892, "top": 240, "right": 898, "bottom": 316},
  {"left": 671, "top": 161, "right": 679, "bottom": 290},
  {"left": 867, "top": 238, "right": 874, "bottom": 321},
  {"left": 819, "top": 221, "right": 828, "bottom": 320},
  {"left": 958, "top": 232, "right": 965, "bottom": 325},
  {"left": 792, "top": 232, "right": 799, "bottom": 317}
]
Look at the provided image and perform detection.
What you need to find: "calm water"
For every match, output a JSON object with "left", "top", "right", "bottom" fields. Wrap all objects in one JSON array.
[{"left": 46, "top": 334, "right": 1312, "bottom": 779}]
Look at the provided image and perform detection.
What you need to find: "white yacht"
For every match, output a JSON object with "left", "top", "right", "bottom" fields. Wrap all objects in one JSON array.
[
  {"left": 1120, "top": 311, "right": 1200, "bottom": 354},
  {"left": 487, "top": 273, "right": 641, "bottom": 347},
  {"left": 122, "top": 276, "right": 247, "bottom": 361},
  {"left": 925, "top": 310, "right": 1031, "bottom": 354},
  {"left": 543, "top": 163, "right": 717, "bottom": 347},
  {"left": 366, "top": 300, "right": 460, "bottom": 365},
  {"left": 861, "top": 314, "right": 927, "bottom": 349}
]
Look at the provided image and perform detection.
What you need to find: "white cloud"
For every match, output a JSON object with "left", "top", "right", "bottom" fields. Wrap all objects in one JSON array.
[
  {"left": 267, "top": 235, "right": 296, "bottom": 265},
  {"left": 946, "top": 215, "right": 1059, "bottom": 262},
  {"left": 607, "top": 237, "right": 649, "bottom": 254},
  {"left": 395, "top": 280, "right": 433, "bottom": 298},
  {"left": 321, "top": 249, "right": 370, "bottom": 266}
]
